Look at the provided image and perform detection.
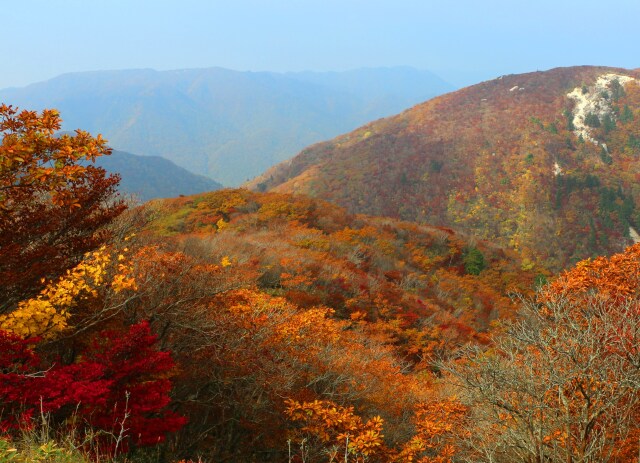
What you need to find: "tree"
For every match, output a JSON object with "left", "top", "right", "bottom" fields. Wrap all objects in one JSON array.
[
  {"left": 463, "top": 247, "right": 486, "bottom": 275},
  {"left": 610, "top": 78, "right": 626, "bottom": 102},
  {"left": 602, "top": 114, "right": 616, "bottom": 134},
  {"left": 444, "top": 244, "right": 640, "bottom": 463},
  {"left": 446, "top": 296, "right": 640, "bottom": 463},
  {"left": 600, "top": 147, "right": 613, "bottom": 165},
  {"left": 0, "top": 106, "right": 189, "bottom": 459},
  {"left": 285, "top": 397, "right": 467, "bottom": 462},
  {"left": 0, "top": 321, "right": 186, "bottom": 454},
  {"left": 0, "top": 243, "right": 137, "bottom": 339},
  {"left": 584, "top": 112, "right": 601, "bottom": 128},
  {"left": 0, "top": 105, "right": 125, "bottom": 314},
  {"left": 563, "top": 109, "right": 575, "bottom": 131},
  {"left": 620, "top": 104, "right": 634, "bottom": 123}
]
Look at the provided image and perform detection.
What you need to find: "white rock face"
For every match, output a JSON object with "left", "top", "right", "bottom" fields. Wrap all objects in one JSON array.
[
  {"left": 567, "top": 73, "right": 635, "bottom": 146},
  {"left": 553, "top": 161, "right": 562, "bottom": 176},
  {"left": 630, "top": 227, "right": 640, "bottom": 244}
]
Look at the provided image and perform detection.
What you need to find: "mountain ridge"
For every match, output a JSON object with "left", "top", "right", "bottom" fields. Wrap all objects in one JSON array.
[
  {"left": 0, "top": 66, "right": 453, "bottom": 186},
  {"left": 247, "top": 65, "right": 640, "bottom": 270},
  {"left": 96, "top": 150, "right": 222, "bottom": 202}
]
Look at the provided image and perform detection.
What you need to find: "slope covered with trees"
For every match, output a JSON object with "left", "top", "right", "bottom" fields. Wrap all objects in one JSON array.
[
  {"left": 148, "top": 188, "right": 542, "bottom": 337},
  {"left": 0, "top": 105, "right": 546, "bottom": 462},
  {"left": 7, "top": 80, "right": 640, "bottom": 462},
  {"left": 250, "top": 66, "right": 640, "bottom": 271},
  {"left": 5, "top": 102, "right": 640, "bottom": 463},
  {"left": 129, "top": 187, "right": 542, "bottom": 461}
]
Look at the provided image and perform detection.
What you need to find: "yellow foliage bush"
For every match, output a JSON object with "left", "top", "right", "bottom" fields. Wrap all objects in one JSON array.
[{"left": 0, "top": 245, "right": 136, "bottom": 339}]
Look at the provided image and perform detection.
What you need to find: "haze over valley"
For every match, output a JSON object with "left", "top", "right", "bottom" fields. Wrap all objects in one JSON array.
[{"left": 0, "top": 66, "right": 452, "bottom": 186}]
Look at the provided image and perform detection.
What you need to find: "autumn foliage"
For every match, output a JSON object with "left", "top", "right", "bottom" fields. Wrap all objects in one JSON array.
[
  {"left": 446, "top": 243, "right": 640, "bottom": 462},
  {"left": 0, "top": 322, "right": 184, "bottom": 449},
  {"left": 250, "top": 66, "right": 640, "bottom": 271},
  {"left": 6, "top": 84, "right": 640, "bottom": 463},
  {"left": 285, "top": 398, "right": 466, "bottom": 462},
  {"left": 0, "top": 104, "right": 125, "bottom": 314},
  {"left": 134, "top": 187, "right": 539, "bottom": 460},
  {"left": 0, "top": 107, "right": 184, "bottom": 460}
]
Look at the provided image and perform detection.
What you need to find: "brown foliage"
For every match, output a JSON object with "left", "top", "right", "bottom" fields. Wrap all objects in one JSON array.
[
  {"left": 0, "top": 105, "right": 125, "bottom": 313},
  {"left": 446, "top": 244, "right": 640, "bottom": 462},
  {"left": 248, "top": 66, "right": 640, "bottom": 271}
]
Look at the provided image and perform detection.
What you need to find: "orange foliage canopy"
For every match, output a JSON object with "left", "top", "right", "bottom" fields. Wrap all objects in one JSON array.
[
  {"left": 448, "top": 243, "right": 640, "bottom": 462},
  {"left": 546, "top": 242, "right": 640, "bottom": 301},
  {"left": 286, "top": 398, "right": 466, "bottom": 463}
]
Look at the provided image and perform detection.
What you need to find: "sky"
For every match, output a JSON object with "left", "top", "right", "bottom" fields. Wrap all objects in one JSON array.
[{"left": 3, "top": 0, "right": 639, "bottom": 89}]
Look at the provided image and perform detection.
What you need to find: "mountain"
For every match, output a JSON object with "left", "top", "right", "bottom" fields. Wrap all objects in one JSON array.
[
  {"left": 97, "top": 150, "right": 221, "bottom": 202},
  {"left": 0, "top": 67, "right": 453, "bottom": 186},
  {"left": 247, "top": 66, "right": 640, "bottom": 270}
]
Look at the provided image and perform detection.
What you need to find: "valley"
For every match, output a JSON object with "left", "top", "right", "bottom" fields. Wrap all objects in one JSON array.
[{"left": 0, "top": 67, "right": 452, "bottom": 186}]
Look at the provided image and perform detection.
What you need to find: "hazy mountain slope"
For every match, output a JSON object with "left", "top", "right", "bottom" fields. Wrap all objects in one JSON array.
[
  {"left": 248, "top": 66, "right": 640, "bottom": 270},
  {"left": 0, "top": 67, "right": 453, "bottom": 186},
  {"left": 97, "top": 150, "right": 221, "bottom": 202}
]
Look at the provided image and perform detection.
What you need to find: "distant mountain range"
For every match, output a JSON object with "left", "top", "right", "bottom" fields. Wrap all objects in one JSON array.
[
  {"left": 0, "top": 66, "right": 453, "bottom": 186},
  {"left": 248, "top": 66, "right": 640, "bottom": 270},
  {"left": 97, "top": 150, "right": 221, "bottom": 202}
]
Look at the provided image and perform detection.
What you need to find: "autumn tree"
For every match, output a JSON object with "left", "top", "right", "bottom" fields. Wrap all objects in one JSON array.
[
  {"left": 444, "top": 244, "right": 640, "bottom": 463},
  {"left": 0, "top": 236, "right": 187, "bottom": 457},
  {"left": 0, "top": 104, "right": 125, "bottom": 313},
  {"left": 0, "top": 107, "right": 188, "bottom": 457},
  {"left": 285, "top": 397, "right": 466, "bottom": 462},
  {"left": 0, "top": 321, "right": 186, "bottom": 453}
]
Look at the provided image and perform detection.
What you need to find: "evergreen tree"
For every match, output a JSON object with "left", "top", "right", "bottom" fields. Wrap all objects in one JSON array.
[
  {"left": 584, "top": 112, "right": 600, "bottom": 128},
  {"left": 463, "top": 247, "right": 486, "bottom": 275},
  {"left": 621, "top": 104, "right": 634, "bottom": 123}
]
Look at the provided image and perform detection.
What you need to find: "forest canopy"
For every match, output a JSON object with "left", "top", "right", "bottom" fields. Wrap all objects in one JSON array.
[{"left": 3, "top": 99, "right": 640, "bottom": 463}]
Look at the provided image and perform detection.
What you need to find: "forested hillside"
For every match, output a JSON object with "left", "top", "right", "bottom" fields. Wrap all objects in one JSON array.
[
  {"left": 5, "top": 90, "right": 640, "bottom": 463},
  {"left": 250, "top": 66, "right": 640, "bottom": 271},
  {"left": 0, "top": 104, "right": 539, "bottom": 462},
  {"left": 135, "top": 187, "right": 542, "bottom": 460}
]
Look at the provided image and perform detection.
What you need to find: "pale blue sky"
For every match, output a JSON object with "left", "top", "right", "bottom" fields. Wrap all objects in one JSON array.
[{"left": 3, "top": 0, "right": 639, "bottom": 89}]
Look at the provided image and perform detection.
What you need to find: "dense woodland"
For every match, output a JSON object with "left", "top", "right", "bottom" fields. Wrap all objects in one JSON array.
[
  {"left": 4, "top": 67, "right": 640, "bottom": 463},
  {"left": 251, "top": 66, "right": 640, "bottom": 271}
]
